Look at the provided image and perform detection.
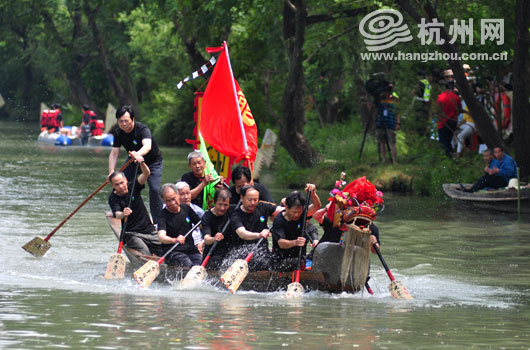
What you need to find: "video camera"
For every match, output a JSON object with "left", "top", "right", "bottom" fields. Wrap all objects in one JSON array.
[{"left": 365, "top": 73, "right": 392, "bottom": 101}]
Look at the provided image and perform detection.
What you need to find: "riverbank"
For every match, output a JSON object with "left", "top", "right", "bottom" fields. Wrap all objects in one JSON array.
[{"left": 269, "top": 119, "right": 484, "bottom": 197}]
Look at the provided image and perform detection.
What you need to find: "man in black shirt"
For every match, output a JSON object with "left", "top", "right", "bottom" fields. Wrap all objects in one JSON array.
[
  {"left": 180, "top": 150, "right": 224, "bottom": 210},
  {"left": 201, "top": 188, "right": 238, "bottom": 269},
  {"left": 229, "top": 186, "right": 284, "bottom": 271},
  {"left": 158, "top": 183, "right": 202, "bottom": 267},
  {"left": 271, "top": 184, "right": 321, "bottom": 271},
  {"left": 108, "top": 155, "right": 161, "bottom": 256},
  {"left": 108, "top": 105, "right": 163, "bottom": 224},
  {"left": 229, "top": 165, "right": 274, "bottom": 205}
]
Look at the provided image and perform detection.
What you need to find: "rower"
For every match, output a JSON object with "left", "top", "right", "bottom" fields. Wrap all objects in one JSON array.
[
  {"left": 157, "top": 183, "right": 202, "bottom": 267},
  {"left": 271, "top": 184, "right": 321, "bottom": 271},
  {"left": 229, "top": 165, "right": 274, "bottom": 205},
  {"left": 108, "top": 154, "right": 161, "bottom": 257},
  {"left": 200, "top": 188, "right": 238, "bottom": 269},
  {"left": 175, "top": 181, "right": 205, "bottom": 254},
  {"left": 228, "top": 185, "right": 284, "bottom": 271}
]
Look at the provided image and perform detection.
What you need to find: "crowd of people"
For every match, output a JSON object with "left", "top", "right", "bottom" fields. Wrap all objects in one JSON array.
[
  {"left": 369, "top": 64, "right": 516, "bottom": 163},
  {"left": 106, "top": 105, "right": 381, "bottom": 271}
]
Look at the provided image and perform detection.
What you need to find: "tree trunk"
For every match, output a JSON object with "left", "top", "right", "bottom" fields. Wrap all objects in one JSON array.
[
  {"left": 395, "top": 0, "right": 505, "bottom": 151},
  {"left": 512, "top": 0, "right": 530, "bottom": 179},
  {"left": 84, "top": 1, "right": 136, "bottom": 112},
  {"left": 323, "top": 76, "right": 344, "bottom": 124},
  {"left": 281, "top": 0, "right": 319, "bottom": 168}
]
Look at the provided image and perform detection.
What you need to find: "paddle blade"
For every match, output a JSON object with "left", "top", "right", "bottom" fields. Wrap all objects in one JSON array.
[
  {"left": 286, "top": 282, "right": 304, "bottom": 299},
  {"left": 389, "top": 280, "right": 413, "bottom": 299},
  {"left": 220, "top": 259, "right": 248, "bottom": 294},
  {"left": 180, "top": 265, "right": 207, "bottom": 288},
  {"left": 22, "top": 236, "right": 51, "bottom": 257},
  {"left": 133, "top": 260, "right": 160, "bottom": 288},
  {"left": 104, "top": 253, "right": 127, "bottom": 280}
]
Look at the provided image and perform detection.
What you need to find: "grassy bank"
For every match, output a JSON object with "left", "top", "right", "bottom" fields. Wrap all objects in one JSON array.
[{"left": 270, "top": 118, "right": 484, "bottom": 198}]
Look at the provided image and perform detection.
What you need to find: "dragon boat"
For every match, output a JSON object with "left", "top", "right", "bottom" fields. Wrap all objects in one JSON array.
[{"left": 105, "top": 213, "right": 372, "bottom": 294}]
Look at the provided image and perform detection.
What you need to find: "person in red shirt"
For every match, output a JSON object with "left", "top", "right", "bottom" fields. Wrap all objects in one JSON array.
[{"left": 436, "top": 81, "right": 461, "bottom": 156}]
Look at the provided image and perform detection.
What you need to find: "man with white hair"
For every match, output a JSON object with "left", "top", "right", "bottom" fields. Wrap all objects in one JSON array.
[
  {"left": 180, "top": 150, "right": 224, "bottom": 209},
  {"left": 157, "top": 183, "right": 202, "bottom": 267},
  {"left": 175, "top": 181, "right": 205, "bottom": 253}
]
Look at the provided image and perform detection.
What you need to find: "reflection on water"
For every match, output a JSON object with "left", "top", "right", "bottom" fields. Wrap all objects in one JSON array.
[{"left": 1, "top": 121, "right": 530, "bottom": 349}]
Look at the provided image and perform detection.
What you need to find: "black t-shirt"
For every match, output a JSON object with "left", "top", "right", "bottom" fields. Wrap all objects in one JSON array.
[
  {"left": 112, "top": 122, "right": 162, "bottom": 165},
  {"left": 272, "top": 212, "right": 309, "bottom": 258},
  {"left": 201, "top": 204, "right": 238, "bottom": 257},
  {"left": 108, "top": 179, "right": 153, "bottom": 233},
  {"left": 181, "top": 171, "right": 204, "bottom": 208},
  {"left": 158, "top": 205, "right": 201, "bottom": 253},
  {"left": 229, "top": 182, "right": 274, "bottom": 205},
  {"left": 319, "top": 216, "right": 381, "bottom": 244},
  {"left": 319, "top": 216, "right": 343, "bottom": 244},
  {"left": 230, "top": 201, "right": 277, "bottom": 250}
]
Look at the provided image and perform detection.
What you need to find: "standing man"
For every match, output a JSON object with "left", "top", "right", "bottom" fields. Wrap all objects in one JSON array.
[
  {"left": 108, "top": 154, "right": 161, "bottom": 257},
  {"left": 411, "top": 69, "right": 432, "bottom": 137},
  {"left": 376, "top": 88, "right": 400, "bottom": 164},
  {"left": 436, "top": 80, "right": 461, "bottom": 156},
  {"left": 108, "top": 105, "right": 163, "bottom": 224}
]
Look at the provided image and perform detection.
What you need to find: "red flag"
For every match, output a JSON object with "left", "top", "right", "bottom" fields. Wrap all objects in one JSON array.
[{"left": 200, "top": 42, "right": 258, "bottom": 168}]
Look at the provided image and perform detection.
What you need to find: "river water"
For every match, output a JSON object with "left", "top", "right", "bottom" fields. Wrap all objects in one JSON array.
[{"left": 1, "top": 121, "right": 529, "bottom": 349}]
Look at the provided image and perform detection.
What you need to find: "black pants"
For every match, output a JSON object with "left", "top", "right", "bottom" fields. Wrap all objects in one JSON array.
[
  {"left": 471, "top": 174, "right": 508, "bottom": 192},
  {"left": 438, "top": 120, "right": 456, "bottom": 156}
]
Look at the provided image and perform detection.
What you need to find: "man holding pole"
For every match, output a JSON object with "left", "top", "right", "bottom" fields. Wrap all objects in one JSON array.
[
  {"left": 108, "top": 154, "right": 161, "bottom": 257},
  {"left": 108, "top": 105, "right": 163, "bottom": 224}
]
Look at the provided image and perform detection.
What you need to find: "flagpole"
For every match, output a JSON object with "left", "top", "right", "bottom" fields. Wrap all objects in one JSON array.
[{"left": 223, "top": 41, "right": 251, "bottom": 168}]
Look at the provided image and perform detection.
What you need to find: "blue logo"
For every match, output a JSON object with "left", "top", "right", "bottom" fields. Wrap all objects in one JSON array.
[
  {"left": 133, "top": 139, "right": 138, "bottom": 146},
  {"left": 297, "top": 223, "right": 301, "bottom": 229},
  {"left": 186, "top": 217, "right": 190, "bottom": 223},
  {"left": 259, "top": 216, "right": 265, "bottom": 222}
]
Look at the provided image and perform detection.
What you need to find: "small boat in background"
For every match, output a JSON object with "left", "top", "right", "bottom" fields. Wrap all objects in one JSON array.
[
  {"left": 37, "top": 103, "right": 115, "bottom": 147},
  {"left": 442, "top": 183, "right": 530, "bottom": 213}
]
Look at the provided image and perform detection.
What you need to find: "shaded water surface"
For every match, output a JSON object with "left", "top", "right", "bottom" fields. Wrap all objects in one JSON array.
[{"left": 1, "top": 121, "right": 529, "bottom": 349}]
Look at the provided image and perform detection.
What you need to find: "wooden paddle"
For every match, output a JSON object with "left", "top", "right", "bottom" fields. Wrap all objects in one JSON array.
[
  {"left": 181, "top": 215, "right": 232, "bottom": 287},
  {"left": 181, "top": 198, "right": 240, "bottom": 287},
  {"left": 133, "top": 221, "right": 201, "bottom": 288},
  {"left": 372, "top": 244, "right": 413, "bottom": 299},
  {"left": 221, "top": 233, "right": 268, "bottom": 294},
  {"left": 286, "top": 190, "right": 312, "bottom": 298},
  {"left": 22, "top": 158, "right": 135, "bottom": 257},
  {"left": 104, "top": 162, "right": 140, "bottom": 279}
]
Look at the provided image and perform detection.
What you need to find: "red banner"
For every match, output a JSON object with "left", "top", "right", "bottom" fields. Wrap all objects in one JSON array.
[{"left": 200, "top": 43, "right": 258, "bottom": 168}]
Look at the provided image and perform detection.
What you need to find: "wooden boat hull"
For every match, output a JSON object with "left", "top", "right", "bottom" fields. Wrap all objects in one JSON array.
[
  {"left": 106, "top": 214, "right": 364, "bottom": 293},
  {"left": 442, "top": 183, "right": 530, "bottom": 213}
]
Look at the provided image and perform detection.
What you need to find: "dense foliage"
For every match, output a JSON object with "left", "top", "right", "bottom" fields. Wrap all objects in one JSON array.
[{"left": 0, "top": 0, "right": 527, "bottom": 191}]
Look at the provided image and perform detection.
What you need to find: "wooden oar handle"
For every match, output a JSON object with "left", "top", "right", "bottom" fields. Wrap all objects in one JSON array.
[
  {"left": 244, "top": 237, "right": 265, "bottom": 263},
  {"left": 159, "top": 220, "right": 201, "bottom": 265},
  {"left": 117, "top": 162, "right": 140, "bottom": 249},
  {"left": 373, "top": 244, "right": 396, "bottom": 282},
  {"left": 201, "top": 199, "right": 241, "bottom": 267},
  {"left": 44, "top": 158, "right": 135, "bottom": 242}
]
